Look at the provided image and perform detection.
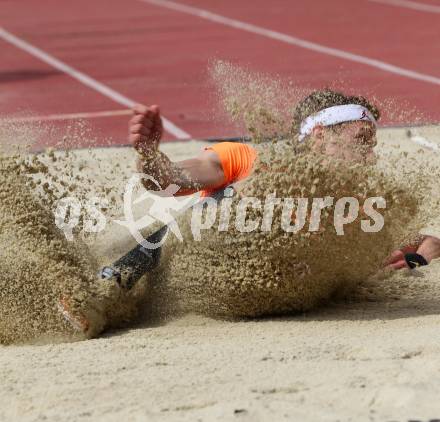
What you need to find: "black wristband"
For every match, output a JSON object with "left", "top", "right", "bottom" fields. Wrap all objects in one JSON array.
[{"left": 404, "top": 253, "right": 428, "bottom": 269}]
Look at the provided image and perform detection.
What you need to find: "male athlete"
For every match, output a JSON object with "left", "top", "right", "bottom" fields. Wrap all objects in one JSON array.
[
  {"left": 60, "top": 90, "right": 440, "bottom": 334},
  {"left": 129, "top": 90, "right": 440, "bottom": 269}
]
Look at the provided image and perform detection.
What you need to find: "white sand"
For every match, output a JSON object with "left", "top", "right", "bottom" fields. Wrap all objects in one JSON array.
[{"left": 1, "top": 127, "right": 440, "bottom": 421}]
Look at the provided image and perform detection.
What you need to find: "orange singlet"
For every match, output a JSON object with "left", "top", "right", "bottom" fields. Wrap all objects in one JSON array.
[{"left": 201, "top": 142, "right": 258, "bottom": 197}]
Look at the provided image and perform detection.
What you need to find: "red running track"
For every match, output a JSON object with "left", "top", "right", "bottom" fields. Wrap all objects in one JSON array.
[{"left": 1, "top": 0, "right": 440, "bottom": 147}]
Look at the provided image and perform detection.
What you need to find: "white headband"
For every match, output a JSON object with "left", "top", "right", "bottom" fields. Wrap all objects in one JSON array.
[{"left": 298, "top": 104, "right": 377, "bottom": 142}]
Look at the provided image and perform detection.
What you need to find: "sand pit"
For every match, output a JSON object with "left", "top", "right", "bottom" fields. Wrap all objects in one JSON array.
[{"left": 1, "top": 122, "right": 440, "bottom": 420}]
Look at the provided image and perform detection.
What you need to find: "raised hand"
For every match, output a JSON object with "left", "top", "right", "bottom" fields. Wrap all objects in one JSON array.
[{"left": 129, "top": 104, "right": 163, "bottom": 156}]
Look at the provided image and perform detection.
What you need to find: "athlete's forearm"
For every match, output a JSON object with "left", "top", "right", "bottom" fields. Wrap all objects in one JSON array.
[
  {"left": 417, "top": 235, "right": 440, "bottom": 263},
  {"left": 137, "top": 151, "right": 201, "bottom": 195},
  {"left": 129, "top": 104, "right": 226, "bottom": 195}
]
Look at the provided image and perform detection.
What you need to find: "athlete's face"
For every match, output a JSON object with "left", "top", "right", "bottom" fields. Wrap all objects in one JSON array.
[{"left": 310, "top": 121, "right": 377, "bottom": 164}]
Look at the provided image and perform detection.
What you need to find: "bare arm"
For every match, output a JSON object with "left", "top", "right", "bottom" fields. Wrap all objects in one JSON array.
[{"left": 129, "top": 104, "right": 225, "bottom": 194}]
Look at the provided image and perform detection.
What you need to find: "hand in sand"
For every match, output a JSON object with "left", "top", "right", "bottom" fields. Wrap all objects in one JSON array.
[{"left": 385, "top": 235, "right": 440, "bottom": 270}]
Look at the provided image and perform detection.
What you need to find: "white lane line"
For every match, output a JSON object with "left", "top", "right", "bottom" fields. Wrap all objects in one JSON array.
[
  {"left": 409, "top": 134, "right": 440, "bottom": 152},
  {"left": 368, "top": 0, "right": 440, "bottom": 14},
  {"left": 0, "top": 27, "right": 190, "bottom": 139},
  {"left": 4, "top": 109, "right": 132, "bottom": 123},
  {"left": 140, "top": 0, "right": 440, "bottom": 87}
]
